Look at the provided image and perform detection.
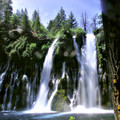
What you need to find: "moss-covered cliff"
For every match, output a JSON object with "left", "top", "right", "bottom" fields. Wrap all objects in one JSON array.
[
  {"left": 0, "top": 28, "right": 53, "bottom": 110},
  {"left": 0, "top": 23, "right": 85, "bottom": 111},
  {"left": 95, "top": 27, "right": 112, "bottom": 108}
]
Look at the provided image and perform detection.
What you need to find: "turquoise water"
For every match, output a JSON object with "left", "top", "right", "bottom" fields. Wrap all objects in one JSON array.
[{"left": 0, "top": 112, "right": 114, "bottom": 120}]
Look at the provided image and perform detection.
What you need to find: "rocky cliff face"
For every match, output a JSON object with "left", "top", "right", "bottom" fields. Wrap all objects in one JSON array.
[
  {"left": 101, "top": 0, "right": 120, "bottom": 119},
  {"left": 0, "top": 27, "right": 85, "bottom": 111}
]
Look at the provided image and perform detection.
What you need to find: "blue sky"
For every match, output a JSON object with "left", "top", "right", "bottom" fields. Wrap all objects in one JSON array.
[{"left": 12, "top": 0, "right": 101, "bottom": 27}]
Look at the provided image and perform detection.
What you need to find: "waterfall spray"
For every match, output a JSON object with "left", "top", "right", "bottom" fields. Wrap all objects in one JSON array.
[
  {"left": 73, "top": 34, "right": 101, "bottom": 109},
  {"left": 31, "top": 38, "right": 58, "bottom": 113}
]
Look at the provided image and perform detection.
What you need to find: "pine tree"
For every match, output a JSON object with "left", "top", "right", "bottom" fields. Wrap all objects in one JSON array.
[
  {"left": 21, "top": 9, "right": 31, "bottom": 32},
  {"left": 59, "top": 7, "right": 66, "bottom": 28},
  {"left": 16, "top": 9, "right": 22, "bottom": 26},
  {"left": 68, "top": 12, "right": 78, "bottom": 29},
  {"left": 34, "top": 15, "right": 40, "bottom": 34},
  {"left": 32, "top": 10, "right": 38, "bottom": 28},
  {"left": 10, "top": 14, "right": 19, "bottom": 29},
  {"left": 47, "top": 20, "right": 54, "bottom": 32},
  {"left": 32, "top": 10, "right": 41, "bottom": 33},
  {"left": 0, "top": 0, "right": 4, "bottom": 22},
  {"left": 3, "top": 0, "right": 13, "bottom": 24},
  {"left": 54, "top": 7, "right": 67, "bottom": 31},
  {"left": 55, "top": 13, "right": 61, "bottom": 30}
]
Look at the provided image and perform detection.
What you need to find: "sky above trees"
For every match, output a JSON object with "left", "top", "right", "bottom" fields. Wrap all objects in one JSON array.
[{"left": 12, "top": 0, "right": 101, "bottom": 27}]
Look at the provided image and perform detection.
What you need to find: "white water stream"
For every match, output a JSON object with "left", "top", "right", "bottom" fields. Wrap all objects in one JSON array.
[
  {"left": 73, "top": 34, "right": 101, "bottom": 110},
  {"left": 31, "top": 38, "right": 58, "bottom": 113},
  {"left": 0, "top": 61, "right": 10, "bottom": 91}
]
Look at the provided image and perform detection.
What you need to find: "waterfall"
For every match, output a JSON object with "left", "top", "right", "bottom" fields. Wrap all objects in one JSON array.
[
  {"left": 73, "top": 34, "right": 101, "bottom": 109},
  {"left": 23, "top": 74, "right": 31, "bottom": 109},
  {"left": 7, "top": 70, "right": 18, "bottom": 110},
  {"left": 0, "top": 61, "right": 9, "bottom": 91},
  {"left": 31, "top": 38, "right": 58, "bottom": 113},
  {"left": 46, "top": 78, "right": 59, "bottom": 111},
  {"left": 47, "top": 62, "right": 66, "bottom": 111}
]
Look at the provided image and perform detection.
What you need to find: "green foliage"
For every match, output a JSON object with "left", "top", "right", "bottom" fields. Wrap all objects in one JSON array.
[
  {"left": 32, "top": 10, "right": 38, "bottom": 28},
  {"left": 57, "top": 23, "right": 72, "bottom": 40},
  {"left": 69, "top": 116, "right": 75, "bottom": 120},
  {"left": 10, "top": 14, "right": 19, "bottom": 29},
  {"left": 72, "top": 27, "right": 85, "bottom": 37},
  {"left": 34, "top": 15, "right": 40, "bottom": 34},
  {"left": 52, "top": 89, "right": 70, "bottom": 112},
  {"left": 55, "top": 41, "right": 63, "bottom": 55},
  {"left": 47, "top": 20, "right": 54, "bottom": 32},
  {"left": 71, "top": 27, "right": 85, "bottom": 48},
  {"left": 31, "top": 10, "right": 47, "bottom": 39},
  {"left": 68, "top": 11, "right": 78, "bottom": 29},
  {"left": 9, "top": 49, "right": 18, "bottom": 58},
  {"left": 58, "top": 74, "right": 67, "bottom": 90},
  {"left": 47, "top": 32, "right": 55, "bottom": 39},
  {"left": 0, "top": 0, "right": 4, "bottom": 22},
  {"left": 7, "top": 35, "right": 38, "bottom": 60},
  {"left": 46, "top": 7, "right": 83, "bottom": 40},
  {"left": 47, "top": 7, "right": 67, "bottom": 37},
  {"left": 3, "top": 0, "right": 13, "bottom": 24},
  {"left": 96, "top": 27, "right": 106, "bottom": 74},
  {"left": 41, "top": 43, "right": 50, "bottom": 50},
  {"left": 54, "top": 7, "right": 66, "bottom": 30},
  {"left": 98, "top": 14, "right": 103, "bottom": 25},
  {"left": 29, "top": 43, "right": 36, "bottom": 51},
  {"left": 37, "top": 24, "right": 47, "bottom": 39},
  {"left": 21, "top": 8, "right": 31, "bottom": 32}
]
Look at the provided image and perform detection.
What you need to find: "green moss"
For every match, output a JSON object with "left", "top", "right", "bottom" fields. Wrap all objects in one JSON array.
[
  {"left": 58, "top": 74, "right": 67, "bottom": 91},
  {"left": 52, "top": 89, "right": 70, "bottom": 112},
  {"left": 96, "top": 28, "right": 107, "bottom": 74}
]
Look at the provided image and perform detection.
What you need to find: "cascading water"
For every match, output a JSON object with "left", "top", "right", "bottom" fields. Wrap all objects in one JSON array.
[
  {"left": 7, "top": 70, "right": 18, "bottom": 110},
  {"left": 0, "top": 35, "right": 113, "bottom": 113},
  {"left": 47, "top": 62, "right": 66, "bottom": 111},
  {"left": 31, "top": 38, "right": 58, "bottom": 113},
  {"left": 73, "top": 34, "right": 101, "bottom": 110},
  {"left": 0, "top": 61, "right": 10, "bottom": 91}
]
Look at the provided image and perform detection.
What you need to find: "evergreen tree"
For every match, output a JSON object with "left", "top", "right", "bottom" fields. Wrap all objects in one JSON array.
[
  {"left": 10, "top": 14, "right": 19, "bottom": 29},
  {"left": 21, "top": 9, "right": 24, "bottom": 16},
  {"left": 54, "top": 7, "right": 67, "bottom": 31},
  {"left": 21, "top": 9, "right": 31, "bottom": 32},
  {"left": 3, "top": 0, "right": 13, "bottom": 24},
  {"left": 0, "top": 0, "right": 4, "bottom": 22},
  {"left": 16, "top": 9, "right": 21, "bottom": 18},
  {"left": 32, "top": 10, "right": 38, "bottom": 28},
  {"left": 47, "top": 20, "right": 54, "bottom": 32},
  {"left": 34, "top": 15, "right": 40, "bottom": 34},
  {"left": 31, "top": 10, "right": 41, "bottom": 33},
  {"left": 16, "top": 9, "right": 22, "bottom": 26},
  {"left": 55, "top": 12, "right": 61, "bottom": 30},
  {"left": 68, "top": 12, "right": 78, "bottom": 29},
  {"left": 59, "top": 7, "right": 66, "bottom": 25}
]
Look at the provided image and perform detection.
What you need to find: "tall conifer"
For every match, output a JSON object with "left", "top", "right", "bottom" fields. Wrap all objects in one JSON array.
[
  {"left": 3, "top": 0, "right": 13, "bottom": 24},
  {"left": 68, "top": 12, "right": 78, "bottom": 29},
  {"left": 21, "top": 8, "right": 31, "bottom": 32}
]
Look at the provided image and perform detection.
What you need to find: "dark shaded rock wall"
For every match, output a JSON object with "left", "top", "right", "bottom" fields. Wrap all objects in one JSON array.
[{"left": 101, "top": 0, "right": 120, "bottom": 119}]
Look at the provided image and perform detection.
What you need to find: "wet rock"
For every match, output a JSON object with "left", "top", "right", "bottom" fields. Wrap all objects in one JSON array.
[{"left": 51, "top": 89, "right": 71, "bottom": 112}]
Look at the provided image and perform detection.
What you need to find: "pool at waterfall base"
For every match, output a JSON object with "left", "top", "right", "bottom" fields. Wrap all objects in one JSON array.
[{"left": 0, "top": 111, "right": 114, "bottom": 120}]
